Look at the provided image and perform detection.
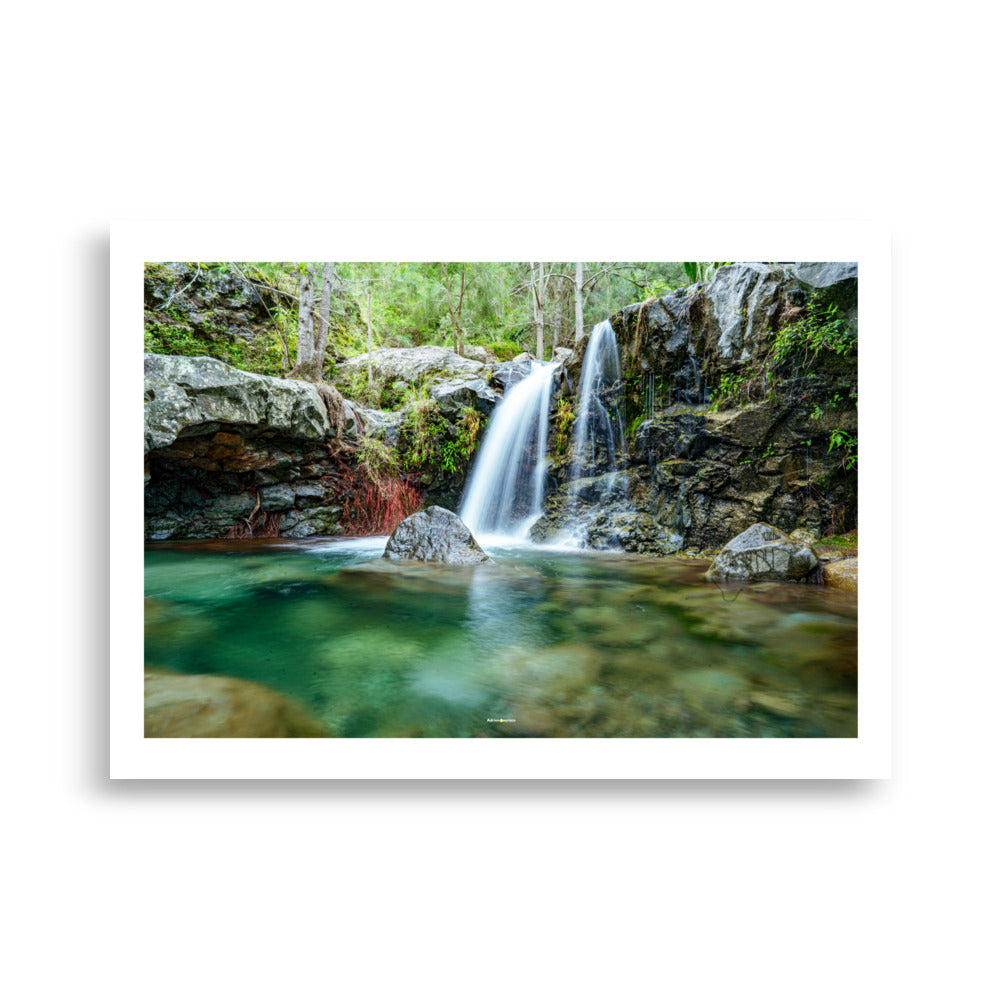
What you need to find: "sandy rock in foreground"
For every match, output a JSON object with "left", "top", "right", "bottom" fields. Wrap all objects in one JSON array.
[{"left": 144, "top": 669, "right": 326, "bottom": 738}]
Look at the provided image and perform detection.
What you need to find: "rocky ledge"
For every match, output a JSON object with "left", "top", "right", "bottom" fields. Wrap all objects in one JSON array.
[{"left": 144, "top": 354, "right": 345, "bottom": 540}]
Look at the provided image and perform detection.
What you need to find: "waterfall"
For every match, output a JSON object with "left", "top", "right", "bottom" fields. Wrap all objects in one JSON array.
[
  {"left": 459, "top": 362, "right": 555, "bottom": 540},
  {"left": 569, "top": 320, "right": 625, "bottom": 484}
]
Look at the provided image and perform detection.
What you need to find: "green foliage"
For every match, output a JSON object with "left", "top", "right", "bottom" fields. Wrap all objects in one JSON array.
[
  {"left": 710, "top": 372, "right": 751, "bottom": 410},
  {"left": 489, "top": 338, "right": 527, "bottom": 361},
  {"left": 338, "top": 366, "right": 388, "bottom": 408},
  {"left": 356, "top": 436, "right": 401, "bottom": 484},
  {"left": 552, "top": 399, "right": 576, "bottom": 455},
  {"left": 440, "top": 408, "right": 484, "bottom": 474},
  {"left": 773, "top": 301, "right": 856, "bottom": 364},
  {"left": 143, "top": 308, "right": 288, "bottom": 376},
  {"left": 828, "top": 427, "right": 858, "bottom": 471},
  {"left": 683, "top": 262, "right": 733, "bottom": 284},
  {"left": 402, "top": 398, "right": 446, "bottom": 471}
]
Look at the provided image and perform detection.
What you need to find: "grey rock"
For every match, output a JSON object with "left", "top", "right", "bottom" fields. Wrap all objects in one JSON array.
[
  {"left": 279, "top": 505, "right": 344, "bottom": 538},
  {"left": 144, "top": 354, "right": 329, "bottom": 454},
  {"left": 353, "top": 406, "right": 405, "bottom": 446},
  {"left": 337, "top": 346, "right": 485, "bottom": 384},
  {"left": 203, "top": 493, "right": 257, "bottom": 520},
  {"left": 383, "top": 506, "right": 492, "bottom": 564},
  {"left": 431, "top": 377, "right": 500, "bottom": 418},
  {"left": 462, "top": 345, "right": 494, "bottom": 363},
  {"left": 294, "top": 481, "right": 326, "bottom": 508},
  {"left": 489, "top": 360, "right": 535, "bottom": 392},
  {"left": 260, "top": 483, "right": 296, "bottom": 511},
  {"left": 705, "top": 522, "right": 819, "bottom": 582},
  {"left": 792, "top": 261, "right": 857, "bottom": 289},
  {"left": 704, "top": 263, "right": 783, "bottom": 361}
]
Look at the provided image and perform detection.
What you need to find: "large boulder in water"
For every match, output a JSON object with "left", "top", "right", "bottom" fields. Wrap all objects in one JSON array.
[
  {"left": 706, "top": 522, "right": 819, "bottom": 582},
  {"left": 383, "top": 506, "right": 493, "bottom": 564}
]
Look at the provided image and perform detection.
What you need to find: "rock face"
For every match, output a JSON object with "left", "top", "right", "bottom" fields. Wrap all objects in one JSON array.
[
  {"left": 538, "top": 261, "right": 858, "bottom": 555},
  {"left": 705, "top": 523, "right": 819, "bottom": 582},
  {"left": 144, "top": 263, "right": 280, "bottom": 343},
  {"left": 144, "top": 353, "right": 345, "bottom": 540},
  {"left": 144, "top": 669, "right": 326, "bottom": 737},
  {"left": 603, "top": 261, "right": 858, "bottom": 398},
  {"left": 430, "top": 377, "right": 500, "bottom": 418},
  {"left": 144, "top": 353, "right": 329, "bottom": 453},
  {"left": 383, "top": 506, "right": 492, "bottom": 564}
]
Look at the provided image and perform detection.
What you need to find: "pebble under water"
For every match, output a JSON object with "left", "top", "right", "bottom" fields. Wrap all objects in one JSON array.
[{"left": 144, "top": 536, "right": 858, "bottom": 738}]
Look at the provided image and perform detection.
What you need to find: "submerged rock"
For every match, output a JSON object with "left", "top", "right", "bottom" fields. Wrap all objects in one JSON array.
[
  {"left": 705, "top": 522, "right": 819, "bottom": 582},
  {"left": 144, "top": 669, "right": 326, "bottom": 737},
  {"left": 383, "top": 506, "right": 493, "bottom": 564}
]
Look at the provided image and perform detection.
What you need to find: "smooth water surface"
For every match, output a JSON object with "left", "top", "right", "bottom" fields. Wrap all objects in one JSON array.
[{"left": 145, "top": 537, "right": 857, "bottom": 738}]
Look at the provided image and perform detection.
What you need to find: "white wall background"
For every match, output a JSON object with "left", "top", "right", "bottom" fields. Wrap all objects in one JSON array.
[{"left": 3, "top": 4, "right": 994, "bottom": 998}]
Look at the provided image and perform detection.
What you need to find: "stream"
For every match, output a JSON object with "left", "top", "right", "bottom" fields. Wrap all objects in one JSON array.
[{"left": 145, "top": 536, "right": 857, "bottom": 737}]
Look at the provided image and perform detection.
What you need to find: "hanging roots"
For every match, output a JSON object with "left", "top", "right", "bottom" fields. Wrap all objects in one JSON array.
[
  {"left": 224, "top": 489, "right": 282, "bottom": 539},
  {"left": 316, "top": 382, "right": 347, "bottom": 441}
]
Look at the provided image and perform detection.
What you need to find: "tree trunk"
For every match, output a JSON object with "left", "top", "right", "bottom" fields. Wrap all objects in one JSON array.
[
  {"left": 441, "top": 263, "right": 466, "bottom": 357},
  {"left": 295, "top": 265, "right": 315, "bottom": 370},
  {"left": 533, "top": 261, "right": 545, "bottom": 359},
  {"left": 574, "top": 261, "right": 585, "bottom": 344},
  {"left": 366, "top": 289, "right": 373, "bottom": 389},
  {"left": 312, "top": 262, "right": 335, "bottom": 379}
]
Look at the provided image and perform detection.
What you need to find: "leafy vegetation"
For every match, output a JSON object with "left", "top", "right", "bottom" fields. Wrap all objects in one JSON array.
[
  {"left": 552, "top": 399, "right": 576, "bottom": 456},
  {"left": 772, "top": 301, "right": 857, "bottom": 364}
]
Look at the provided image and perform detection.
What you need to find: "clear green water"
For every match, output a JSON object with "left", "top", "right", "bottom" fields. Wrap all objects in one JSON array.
[{"left": 144, "top": 537, "right": 858, "bottom": 738}]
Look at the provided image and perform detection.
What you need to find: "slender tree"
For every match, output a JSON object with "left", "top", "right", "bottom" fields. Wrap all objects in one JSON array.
[
  {"left": 366, "top": 287, "right": 374, "bottom": 388},
  {"left": 311, "top": 262, "right": 336, "bottom": 379},
  {"left": 294, "top": 264, "right": 316, "bottom": 371},
  {"left": 440, "top": 262, "right": 467, "bottom": 357},
  {"left": 574, "top": 261, "right": 585, "bottom": 344},
  {"left": 530, "top": 261, "right": 548, "bottom": 359}
]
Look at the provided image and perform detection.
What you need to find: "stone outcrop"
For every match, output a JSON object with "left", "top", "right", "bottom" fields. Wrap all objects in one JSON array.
[
  {"left": 144, "top": 353, "right": 345, "bottom": 540},
  {"left": 144, "top": 669, "right": 326, "bottom": 737},
  {"left": 431, "top": 377, "right": 500, "bottom": 418},
  {"left": 705, "top": 523, "right": 819, "bottom": 582},
  {"left": 144, "top": 353, "right": 329, "bottom": 453},
  {"left": 383, "top": 506, "right": 492, "bottom": 564},
  {"left": 337, "top": 346, "right": 485, "bottom": 384},
  {"left": 600, "top": 261, "right": 858, "bottom": 400},
  {"left": 540, "top": 261, "right": 858, "bottom": 555},
  {"left": 144, "top": 263, "right": 281, "bottom": 344}
]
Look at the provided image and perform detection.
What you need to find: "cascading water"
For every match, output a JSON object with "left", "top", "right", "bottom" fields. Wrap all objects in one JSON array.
[
  {"left": 569, "top": 320, "right": 626, "bottom": 484},
  {"left": 459, "top": 362, "right": 555, "bottom": 540}
]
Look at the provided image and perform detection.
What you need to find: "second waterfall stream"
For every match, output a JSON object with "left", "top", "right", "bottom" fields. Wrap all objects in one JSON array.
[{"left": 459, "top": 322, "right": 626, "bottom": 545}]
